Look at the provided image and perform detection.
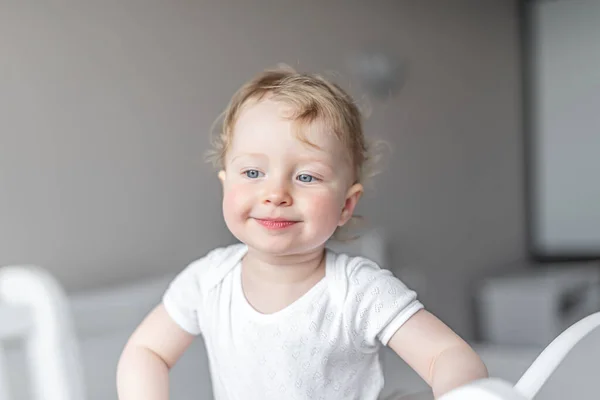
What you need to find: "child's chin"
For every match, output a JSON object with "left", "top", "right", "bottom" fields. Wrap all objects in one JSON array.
[{"left": 245, "top": 238, "right": 301, "bottom": 256}]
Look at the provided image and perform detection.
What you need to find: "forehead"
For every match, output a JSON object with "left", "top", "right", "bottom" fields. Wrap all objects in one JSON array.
[{"left": 230, "top": 98, "right": 345, "bottom": 159}]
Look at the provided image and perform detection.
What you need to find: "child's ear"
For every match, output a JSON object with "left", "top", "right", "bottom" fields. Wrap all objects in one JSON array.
[
  {"left": 339, "top": 183, "right": 363, "bottom": 226},
  {"left": 218, "top": 170, "right": 226, "bottom": 184}
]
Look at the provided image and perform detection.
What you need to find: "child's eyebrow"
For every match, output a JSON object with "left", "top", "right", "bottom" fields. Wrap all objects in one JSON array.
[
  {"left": 297, "top": 155, "right": 331, "bottom": 164},
  {"left": 229, "top": 153, "right": 337, "bottom": 172},
  {"left": 295, "top": 156, "right": 336, "bottom": 172},
  {"left": 229, "top": 153, "right": 265, "bottom": 164}
]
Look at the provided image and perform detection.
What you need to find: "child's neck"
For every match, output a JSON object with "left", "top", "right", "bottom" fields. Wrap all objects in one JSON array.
[
  {"left": 242, "top": 246, "right": 326, "bottom": 286},
  {"left": 241, "top": 246, "right": 327, "bottom": 314}
]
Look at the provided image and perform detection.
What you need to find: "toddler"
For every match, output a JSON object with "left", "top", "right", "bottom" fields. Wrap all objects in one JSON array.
[{"left": 117, "top": 66, "right": 488, "bottom": 400}]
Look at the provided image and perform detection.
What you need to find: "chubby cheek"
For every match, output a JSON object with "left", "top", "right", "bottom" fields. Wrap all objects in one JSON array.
[
  {"left": 299, "top": 191, "right": 344, "bottom": 231},
  {"left": 222, "top": 185, "right": 252, "bottom": 224}
]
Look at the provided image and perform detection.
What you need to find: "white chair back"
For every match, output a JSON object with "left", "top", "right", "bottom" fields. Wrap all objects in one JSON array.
[{"left": 0, "top": 266, "right": 86, "bottom": 400}]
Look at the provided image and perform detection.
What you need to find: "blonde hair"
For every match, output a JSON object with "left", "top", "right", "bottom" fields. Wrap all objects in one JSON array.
[{"left": 207, "top": 65, "right": 385, "bottom": 239}]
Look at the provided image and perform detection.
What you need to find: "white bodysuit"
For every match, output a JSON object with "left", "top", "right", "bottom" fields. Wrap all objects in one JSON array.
[{"left": 163, "top": 244, "right": 423, "bottom": 400}]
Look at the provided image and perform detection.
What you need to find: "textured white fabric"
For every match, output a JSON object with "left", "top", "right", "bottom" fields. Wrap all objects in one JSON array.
[{"left": 163, "top": 244, "right": 424, "bottom": 400}]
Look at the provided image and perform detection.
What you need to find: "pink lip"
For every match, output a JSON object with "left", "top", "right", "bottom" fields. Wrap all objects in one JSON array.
[{"left": 254, "top": 218, "right": 298, "bottom": 230}]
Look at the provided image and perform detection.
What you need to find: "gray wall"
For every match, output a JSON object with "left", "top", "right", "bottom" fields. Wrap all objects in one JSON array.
[{"left": 0, "top": 0, "right": 523, "bottom": 338}]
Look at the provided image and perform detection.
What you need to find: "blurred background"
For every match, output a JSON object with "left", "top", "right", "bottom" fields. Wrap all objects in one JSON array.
[{"left": 0, "top": 0, "right": 599, "bottom": 399}]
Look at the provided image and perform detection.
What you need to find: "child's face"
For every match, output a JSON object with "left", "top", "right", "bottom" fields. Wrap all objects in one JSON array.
[{"left": 219, "top": 98, "right": 362, "bottom": 256}]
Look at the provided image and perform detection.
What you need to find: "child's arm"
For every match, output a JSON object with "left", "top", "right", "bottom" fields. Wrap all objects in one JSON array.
[
  {"left": 387, "top": 309, "right": 488, "bottom": 399},
  {"left": 117, "top": 304, "right": 196, "bottom": 400}
]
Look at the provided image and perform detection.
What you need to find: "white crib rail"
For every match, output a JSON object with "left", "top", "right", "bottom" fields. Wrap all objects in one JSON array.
[
  {"left": 0, "top": 265, "right": 86, "bottom": 400},
  {"left": 0, "top": 337, "right": 11, "bottom": 400},
  {"left": 514, "top": 310, "right": 600, "bottom": 399}
]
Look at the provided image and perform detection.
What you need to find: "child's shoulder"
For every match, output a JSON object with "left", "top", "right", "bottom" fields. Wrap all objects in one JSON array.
[
  {"left": 184, "top": 242, "right": 245, "bottom": 269},
  {"left": 327, "top": 247, "right": 388, "bottom": 279},
  {"left": 202, "top": 242, "right": 247, "bottom": 266},
  {"left": 326, "top": 249, "right": 420, "bottom": 333},
  {"left": 178, "top": 243, "right": 247, "bottom": 289},
  {"left": 326, "top": 248, "right": 400, "bottom": 297}
]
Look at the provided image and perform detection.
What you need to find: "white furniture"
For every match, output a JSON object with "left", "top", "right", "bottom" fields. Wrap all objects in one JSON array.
[
  {"left": 0, "top": 266, "right": 86, "bottom": 400},
  {"left": 476, "top": 264, "right": 600, "bottom": 347}
]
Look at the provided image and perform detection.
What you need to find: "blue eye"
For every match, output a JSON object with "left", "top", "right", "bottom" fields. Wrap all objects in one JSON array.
[
  {"left": 244, "top": 170, "right": 263, "bottom": 179},
  {"left": 297, "top": 174, "right": 315, "bottom": 183}
]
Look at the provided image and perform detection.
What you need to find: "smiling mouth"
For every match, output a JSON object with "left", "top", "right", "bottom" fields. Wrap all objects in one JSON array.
[{"left": 253, "top": 218, "right": 299, "bottom": 230}]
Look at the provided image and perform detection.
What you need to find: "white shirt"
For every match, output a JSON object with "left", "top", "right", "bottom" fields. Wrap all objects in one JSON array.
[{"left": 163, "top": 244, "right": 424, "bottom": 400}]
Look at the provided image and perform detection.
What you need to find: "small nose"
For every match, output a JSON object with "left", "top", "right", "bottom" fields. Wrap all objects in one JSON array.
[{"left": 262, "top": 180, "right": 292, "bottom": 207}]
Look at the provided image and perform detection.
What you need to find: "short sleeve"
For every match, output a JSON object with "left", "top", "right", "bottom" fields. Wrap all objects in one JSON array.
[
  {"left": 162, "top": 258, "right": 205, "bottom": 335},
  {"left": 346, "top": 261, "right": 424, "bottom": 348}
]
